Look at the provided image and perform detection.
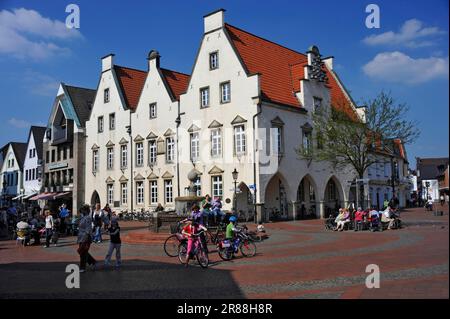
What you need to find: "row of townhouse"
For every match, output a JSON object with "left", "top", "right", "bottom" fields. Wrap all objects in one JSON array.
[{"left": 0, "top": 9, "right": 411, "bottom": 219}]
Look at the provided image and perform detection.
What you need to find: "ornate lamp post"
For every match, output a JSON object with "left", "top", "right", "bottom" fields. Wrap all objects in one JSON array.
[{"left": 232, "top": 168, "right": 239, "bottom": 214}]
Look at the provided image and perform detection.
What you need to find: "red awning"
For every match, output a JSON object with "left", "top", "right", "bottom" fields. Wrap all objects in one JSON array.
[{"left": 29, "top": 192, "right": 57, "bottom": 201}]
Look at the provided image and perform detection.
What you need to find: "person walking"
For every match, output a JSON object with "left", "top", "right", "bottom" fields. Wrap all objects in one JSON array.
[
  {"left": 44, "top": 210, "right": 53, "bottom": 248},
  {"left": 77, "top": 204, "right": 96, "bottom": 273},
  {"left": 59, "top": 204, "right": 69, "bottom": 235},
  {"left": 104, "top": 218, "right": 122, "bottom": 269},
  {"left": 103, "top": 204, "right": 112, "bottom": 231},
  {"left": 92, "top": 203, "right": 104, "bottom": 243}
]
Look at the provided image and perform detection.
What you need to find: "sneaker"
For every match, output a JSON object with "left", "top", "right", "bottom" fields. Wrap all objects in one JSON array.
[
  {"left": 79, "top": 269, "right": 86, "bottom": 273},
  {"left": 54, "top": 244, "right": 57, "bottom": 247},
  {"left": 90, "top": 262, "right": 97, "bottom": 271}
]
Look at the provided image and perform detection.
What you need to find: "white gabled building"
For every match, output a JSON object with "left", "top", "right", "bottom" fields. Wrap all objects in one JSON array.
[
  {"left": 83, "top": 9, "right": 410, "bottom": 219},
  {"left": 0, "top": 142, "right": 27, "bottom": 205},
  {"left": 84, "top": 55, "right": 146, "bottom": 210},
  {"left": 178, "top": 9, "right": 359, "bottom": 220},
  {"left": 23, "top": 126, "right": 46, "bottom": 201}
]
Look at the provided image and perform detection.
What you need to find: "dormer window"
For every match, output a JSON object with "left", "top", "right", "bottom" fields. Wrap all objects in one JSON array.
[
  {"left": 210, "top": 51, "right": 219, "bottom": 70},
  {"left": 104, "top": 88, "right": 110, "bottom": 103}
]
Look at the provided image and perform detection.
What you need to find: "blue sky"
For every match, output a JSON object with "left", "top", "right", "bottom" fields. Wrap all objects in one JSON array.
[{"left": 0, "top": 0, "right": 448, "bottom": 168}]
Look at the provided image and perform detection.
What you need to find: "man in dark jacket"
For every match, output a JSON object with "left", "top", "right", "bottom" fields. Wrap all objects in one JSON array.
[{"left": 77, "top": 205, "right": 96, "bottom": 273}]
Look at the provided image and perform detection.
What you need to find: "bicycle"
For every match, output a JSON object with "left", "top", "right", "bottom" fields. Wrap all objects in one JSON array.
[
  {"left": 217, "top": 229, "right": 257, "bottom": 261},
  {"left": 178, "top": 230, "right": 209, "bottom": 268},
  {"left": 163, "top": 220, "right": 188, "bottom": 257},
  {"left": 204, "top": 222, "right": 226, "bottom": 245}
]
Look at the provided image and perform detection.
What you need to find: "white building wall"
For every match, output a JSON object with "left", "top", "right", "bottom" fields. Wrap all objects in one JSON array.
[
  {"left": 1, "top": 145, "right": 23, "bottom": 197},
  {"left": 84, "top": 58, "right": 132, "bottom": 210},
  {"left": 132, "top": 57, "right": 180, "bottom": 210},
  {"left": 23, "top": 132, "right": 41, "bottom": 196},
  {"left": 178, "top": 23, "right": 259, "bottom": 212}
]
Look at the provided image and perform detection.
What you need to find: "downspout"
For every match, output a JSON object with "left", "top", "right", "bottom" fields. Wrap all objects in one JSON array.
[
  {"left": 127, "top": 111, "right": 134, "bottom": 212},
  {"left": 252, "top": 102, "right": 262, "bottom": 222},
  {"left": 175, "top": 100, "right": 181, "bottom": 198}
]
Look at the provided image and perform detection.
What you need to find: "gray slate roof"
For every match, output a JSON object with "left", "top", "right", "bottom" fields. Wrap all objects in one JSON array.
[{"left": 64, "top": 85, "right": 96, "bottom": 127}]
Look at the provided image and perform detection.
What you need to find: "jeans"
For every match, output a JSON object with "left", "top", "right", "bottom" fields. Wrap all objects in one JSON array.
[
  {"left": 93, "top": 226, "right": 102, "bottom": 242},
  {"left": 45, "top": 228, "right": 53, "bottom": 247},
  {"left": 104, "top": 243, "right": 121, "bottom": 267}
]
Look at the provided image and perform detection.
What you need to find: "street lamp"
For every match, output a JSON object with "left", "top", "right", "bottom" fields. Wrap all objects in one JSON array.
[{"left": 232, "top": 168, "right": 239, "bottom": 213}]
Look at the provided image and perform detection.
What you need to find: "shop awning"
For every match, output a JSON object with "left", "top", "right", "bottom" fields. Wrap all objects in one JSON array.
[
  {"left": 29, "top": 192, "right": 57, "bottom": 201},
  {"left": 53, "top": 192, "right": 71, "bottom": 199},
  {"left": 29, "top": 192, "right": 71, "bottom": 201},
  {"left": 12, "top": 194, "right": 26, "bottom": 201},
  {"left": 23, "top": 193, "right": 38, "bottom": 200}
]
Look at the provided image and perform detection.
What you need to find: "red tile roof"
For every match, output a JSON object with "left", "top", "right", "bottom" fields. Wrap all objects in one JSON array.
[
  {"left": 114, "top": 65, "right": 147, "bottom": 111},
  {"left": 161, "top": 68, "right": 190, "bottom": 101},
  {"left": 225, "top": 23, "right": 358, "bottom": 119},
  {"left": 225, "top": 24, "right": 306, "bottom": 108}
]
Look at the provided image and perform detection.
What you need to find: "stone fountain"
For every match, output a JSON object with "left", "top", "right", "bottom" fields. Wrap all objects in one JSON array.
[{"left": 174, "top": 169, "right": 204, "bottom": 216}]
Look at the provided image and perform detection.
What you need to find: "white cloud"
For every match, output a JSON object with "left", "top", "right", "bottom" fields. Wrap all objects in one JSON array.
[
  {"left": 23, "top": 70, "right": 60, "bottom": 96},
  {"left": 363, "top": 19, "right": 446, "bottom": 48},
  {"left": 362, "top": 51, "right": 449, "bottom": 84},
  {"left": 8, "top": 118, "right": 31, "bottom": 129},
  {"left": 0, "top": 8, "right": 82, "bottom": 60}
]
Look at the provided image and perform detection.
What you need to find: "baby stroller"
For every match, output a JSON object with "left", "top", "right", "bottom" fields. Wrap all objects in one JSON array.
[
  {"left": 324, "top": 215, "right": 337, "bottom": 231},
  {"left": 368, "top": 211, "right": 382, "bottom": 232}
]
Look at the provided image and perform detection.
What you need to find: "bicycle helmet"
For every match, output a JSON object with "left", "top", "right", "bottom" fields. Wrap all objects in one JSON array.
[{"left": 229, "top": 216, "right": 237, "bottom": 222}]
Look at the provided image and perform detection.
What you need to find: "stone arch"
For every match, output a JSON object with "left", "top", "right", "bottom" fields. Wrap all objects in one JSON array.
[
  {"left": 90, "top": 190, "right": 100, "bottom": 207},
  {"left": 296, "top": 174, "right": 319, "bottom": 219},
  {"left": 264, "top": 172, "right": 292, "bottom": 221},
  {"left": 323, "top": 175, "right": 345, "bottom": 217},
  {"left": 234, "top": 182, "right": 254, "bottom": 222}
]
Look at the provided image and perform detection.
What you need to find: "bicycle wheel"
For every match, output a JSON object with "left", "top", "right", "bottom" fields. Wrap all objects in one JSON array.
[
  {"left": 204, "top": 230, "right": 212, "bottom": 244},
  {"left": 218, "top": 246, "right": 233, "bottom": 261},
  {"left": 178, "top": 241, "right": 188, "bottom": 264},
  {"left": 196, "top": 249, "right": 209, "bottom": 268},
  {"left": 163, "top": 234, "right": 180, "bottom": 257},
  {"left": 240, "top": 240, "right": 257, "bottom": 257}
]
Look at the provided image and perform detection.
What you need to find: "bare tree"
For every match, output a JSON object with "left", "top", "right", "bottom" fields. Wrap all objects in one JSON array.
[{"left": 297, "top": 91, "right": 419, "bottom": 208}]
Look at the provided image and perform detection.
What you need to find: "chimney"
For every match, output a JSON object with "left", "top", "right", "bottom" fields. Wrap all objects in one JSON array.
[
  {"left": 147, "top": 50, "right": 160, "bottom": 71},
  {"left": 101, "top": 53, "right": 115, "bottom": 72},
  {"left": 203, "top": 9, "right": 225, "bottom": 33},
  {"left": 323, "top": 56, "right": 334, "bottom": 70}
]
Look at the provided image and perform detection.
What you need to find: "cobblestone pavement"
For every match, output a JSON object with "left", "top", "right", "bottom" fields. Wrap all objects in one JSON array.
[{"left": 0, "top": 207, "right": 448, "bottom": 299}]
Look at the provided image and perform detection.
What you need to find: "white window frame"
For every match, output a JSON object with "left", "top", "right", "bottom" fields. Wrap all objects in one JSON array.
[
  {"left": 302, "top": 130, "right": 312, "bottom": 155},
  {"left": 121, "top": 182, "right": 128, "bottom": 205},
  {"left": 107, "top": 184, "right": 114, "bottom": 205},
  {"left": 200, "top": 87, "right": 210, "bottom": 108},
  {"left": 211, "top": 128, "right": 222, "bottom": 157},
  {"left": 190, "top": 132, "right": 200, "bottom": 162},
  {"left": 313, "top": 97, "right": 322, "bottom": 112},
  {"left": 136, "top": 142, "right": 144, "bottom": 167},
  {"left": 209, "top": 51, "right": 219, "bottom": 70},
  {"left": 212, "top": 175, "right": 223, "bottom": 198},
  {"left": 220, "top": 81, "right": 231, "bottom": 103},
  {"left": 164, "top": 179, "right": 173, "bottom": 204},
  {"left": 234, "top": 125, "right": 246, "bottom": 155},
  {"left": 92, "top": 150, "right": 99, "bottom": 172},
  {"left": 98, "top": 116, "right": 104, "bottom": 133},
  {"left": 136, "top": 181, "right": 144, "bottom": 205},
  {"left": 273, "top": 126, "right": 283, "bottom": 155},
  {"left": 120, "top": 145, "right": 128, "bottom": 169},
  {"left": 107, "top": 147, "right": 114, "bottom": 170},
  {"left": 109, "top": 113, "right": 115, "bottom": 130},
  {"left": 149, "top": 103, "right": 157, "bottom": 119},
  {"left": 166, "top": 137, "right": 175, "bottom": 163},
  {"left": 104, "top": 88, "right": 110, "bottom": 103},
  {"left": 148, "top": 140, "right": 157, "bottom": 165},
  {"left": 150, "top": 180, "right": 158, "bottom": 204},
  {"left": 194, "top": 176, "right": 201, "bottom": 197}
]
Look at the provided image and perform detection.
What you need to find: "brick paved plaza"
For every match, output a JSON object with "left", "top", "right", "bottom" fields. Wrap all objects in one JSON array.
[{"left": 0, "top": 206, "right": 448, "bottom": 299}]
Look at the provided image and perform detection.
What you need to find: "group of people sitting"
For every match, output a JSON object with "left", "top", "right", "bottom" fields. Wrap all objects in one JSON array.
[
  {"left": 329, "top": 206, "right": 401, "bottom": 232},
  {"left": 200, "top": 195, "right": 225, "bottom": 226}
]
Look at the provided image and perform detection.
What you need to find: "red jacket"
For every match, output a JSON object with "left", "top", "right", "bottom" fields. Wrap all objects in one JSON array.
[{"left": 354, "top": 210, "right": 365, "bottom": 221}]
